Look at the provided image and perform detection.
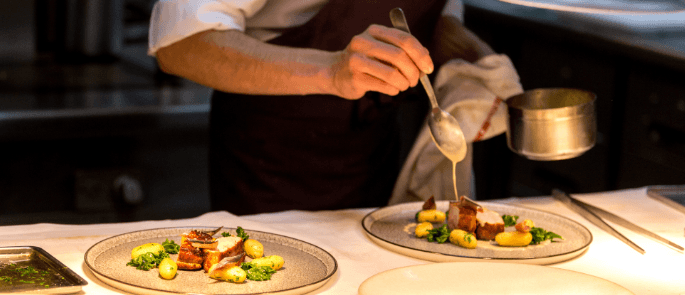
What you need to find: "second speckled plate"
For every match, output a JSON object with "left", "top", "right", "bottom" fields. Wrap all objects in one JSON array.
[
  {"left": 84, "top": 227, "right": 337, "bottom": 295},
  {"left": 362, "top": 201, "right": 592, "bottom": 265}
]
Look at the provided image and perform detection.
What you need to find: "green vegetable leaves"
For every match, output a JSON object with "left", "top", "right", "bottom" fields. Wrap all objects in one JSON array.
[
  {"left": 126, "top": 250, "right": 170, "bottom": 271},
  {"left": 426, "top": 224, "right": 451, "bottom": 244},
  {"left": 162, "top": 239, "right": 180, "bottom": 254},
  {"left": 127, "top": 239, "right": 180, "bottom": 270},
  {"left": 501, "top": 215, "right": 562, "bottom": 245},
  {"left": 241, "top": 262, "right": 276, "bottom": 281},
  {"left": 502, "top": 215, "right": 519, "bottom": 227},
  {"left": 530, "top": 227, "right": 563, "bottom": 245},
  {"left": 236, "top": 227, "right": 249, "bottom": 241},
  {"left": 221, "top": 227, "right": 250, "bottom": 241}
]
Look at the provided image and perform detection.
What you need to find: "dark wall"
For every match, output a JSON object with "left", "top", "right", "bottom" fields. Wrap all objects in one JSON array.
[{"left": 464, "top": 5, "right": 685, "bottom": 199}]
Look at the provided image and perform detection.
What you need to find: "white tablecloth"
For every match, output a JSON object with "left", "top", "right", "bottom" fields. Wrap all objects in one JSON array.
[{"left": 1, "top": 186, "right": 684, "bottom": 294}]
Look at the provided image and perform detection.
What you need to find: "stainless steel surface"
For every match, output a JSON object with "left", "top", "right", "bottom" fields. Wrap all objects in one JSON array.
[
  {"left": 647, "top": 185, "right": 685, "bottom": 215},
  {"left": 389, "top": 8, "right": 467, "bottom": 164},
  {"left": 496, "top": 0, "right": 685, "bottom": 14},
  {"left": 0, "top": 246, "right": 88, "bottom": 294},
  {"left": 552, "top": 189, "right": 645, "bottom": 254},
  {"left": 506, "top": 88, "right": 596, "bottom": 161}
]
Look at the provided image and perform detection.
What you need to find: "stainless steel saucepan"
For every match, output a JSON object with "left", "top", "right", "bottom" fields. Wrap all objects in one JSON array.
[{"left": 505, "top": 88, "right": 597, "bottom": 161}]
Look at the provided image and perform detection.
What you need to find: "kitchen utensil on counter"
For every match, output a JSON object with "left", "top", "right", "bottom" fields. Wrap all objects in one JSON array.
[
  {"left": 553, "top": 189, "right": 684, "bottom": 254},
  {"left": 0, "top": 246, "right": 88, "bottom": 293},
  {"left": 496, "top": 0, "right": 685, "bottom": 14},
  {"left": 647, "top": 185, "right": 685, "bottom": 215},
  {"left": 389, "top": 8, "right": 467, "bottom": 164},
  {"left": 506, "top": 88, "right": 596, "bottom": 161}
]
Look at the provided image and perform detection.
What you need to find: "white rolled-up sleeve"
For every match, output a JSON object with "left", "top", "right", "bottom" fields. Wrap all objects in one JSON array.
[{"left": 148, "top": 0, "right": 268, "bottom": 56}]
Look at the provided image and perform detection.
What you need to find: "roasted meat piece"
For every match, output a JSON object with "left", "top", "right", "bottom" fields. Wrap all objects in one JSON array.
[
  {"left": 176, "top": 230, "right": 217, "bottom": 270},
  {"left": 447, "top": 198, "right": 479, "bottom": 233},
  {"left": 475, "top": 208, "right": 505, "bottom": 240},
  {"left": 177, "top": 243, "right": 204, "bottom": 270},
  {"left": 202, "top": 236, "right": 245, "bottom": 272},
  {"left": 447, "top": 196, "right": 504, "bottom": 240}
]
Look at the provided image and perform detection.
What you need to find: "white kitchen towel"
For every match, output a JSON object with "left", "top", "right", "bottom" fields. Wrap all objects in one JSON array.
[{"left": 389, "top": 54, "right": 523, "bottom": 205}]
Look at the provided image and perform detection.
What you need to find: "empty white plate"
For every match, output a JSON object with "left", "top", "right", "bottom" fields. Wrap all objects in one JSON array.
[{"left": 359, "top": 262, "right": 634, "bottom": 295}]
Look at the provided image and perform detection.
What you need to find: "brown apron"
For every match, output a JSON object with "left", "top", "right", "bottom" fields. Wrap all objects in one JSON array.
[{"left": 210, "top": 0, "right": 446, "bottom": 215}]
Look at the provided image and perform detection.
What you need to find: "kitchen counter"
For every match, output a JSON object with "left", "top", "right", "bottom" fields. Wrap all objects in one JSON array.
[
  {"left": 464, "top": 0, "right": 685, "bottom": 70},
  {"left": 1, "top": 186, "right": 683, "bottom": 294}
]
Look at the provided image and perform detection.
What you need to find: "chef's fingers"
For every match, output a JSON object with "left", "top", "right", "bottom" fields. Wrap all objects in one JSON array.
[
  {"left": 351, "top": 53, "right": 412, "bottom": 93},
  {"left": 348, "top": 31, "right": 421, "bottom": 88},
  {"left": 365, "top": 24, "right": 434, "bottom": 75}
]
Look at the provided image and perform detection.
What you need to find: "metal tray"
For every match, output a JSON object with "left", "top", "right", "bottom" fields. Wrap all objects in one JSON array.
[
  {"left": 0, "top": 246, "right": 87, "bottom": 294},
  {"left": 647, "top": 185, "right": 685, "bottom": 215}
]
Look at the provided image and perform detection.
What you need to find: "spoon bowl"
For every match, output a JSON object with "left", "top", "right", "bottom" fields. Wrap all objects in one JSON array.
[
  {"left": 429, "top": 108, "right": 467, "bottom": 163},
  {"left": 390, "top": 8, "right": 467, "bottom": 163}
]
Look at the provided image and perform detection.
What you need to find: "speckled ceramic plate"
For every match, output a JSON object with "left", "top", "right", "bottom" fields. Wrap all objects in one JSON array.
[
  {"left": 362, "top": 201, "right": 592, "bottom": 265},
  {"left": 359, "top": 262, "right": 634, "bottom": 295},
  {"left": 84, "top": 227, "right": 337, "bottom": 295}
]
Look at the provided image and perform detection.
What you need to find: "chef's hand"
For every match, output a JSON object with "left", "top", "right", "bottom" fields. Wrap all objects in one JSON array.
[{"left": 329, "top": 25, "right": 434, "bottom": 100}]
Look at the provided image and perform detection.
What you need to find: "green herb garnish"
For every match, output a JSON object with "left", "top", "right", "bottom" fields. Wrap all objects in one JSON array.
[
  {"left": 0, "top": 263, "right": 62, "bottom": 287},
  {"left": 221, "top": 227, "right": 249, "bottom": 241},
  {"left": 162, "top": 239, "right": 180, "bottom": 254},
  {"left": 464, "top": 233, "right": 475, "bottom": 243},
  {"left": 236, "top": 227, "right": 249, "bottom": 241},
  {"left": 426, "top": 224, "right": 451, "bottom": 244},
  {"left": 502, "top": 215, "right": 519, "bottom": 227},
  {"left": 241, "top": 262, "right": 276, "bottom": 281},
  {"left": 126, "top": 250, "right": 169, "bottom": 271},
  {"left": 529, "top": 227, "right": 563, "bottom": 245}
]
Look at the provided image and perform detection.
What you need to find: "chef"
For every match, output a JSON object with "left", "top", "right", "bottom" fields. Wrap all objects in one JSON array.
[{"left": 148, "top": 0, "right": 521, "bottom": 215}]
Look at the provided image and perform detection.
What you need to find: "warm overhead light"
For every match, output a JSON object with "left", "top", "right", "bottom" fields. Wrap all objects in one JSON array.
[{"left": 496, "top": 0, "right": 685, "bottom": 14}]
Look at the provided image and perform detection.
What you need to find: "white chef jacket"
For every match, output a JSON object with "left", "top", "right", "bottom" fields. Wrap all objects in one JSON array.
[{"left": 148, "top": 0, "right": 464, "bottom": 56}]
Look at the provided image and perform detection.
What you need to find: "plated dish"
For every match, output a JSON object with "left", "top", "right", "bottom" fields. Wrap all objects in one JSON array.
[
  {"left": 362, "top": 201, "right": 592, "bottom": 264},
  {"left": 359, "top": 262, "right": 634, "bottom": 295},
  {"left": 84, "top": 227, "right": 337, "bottom": 295},
  {"left": 0, "top": 246, "right": 88, "bottom": 294}
]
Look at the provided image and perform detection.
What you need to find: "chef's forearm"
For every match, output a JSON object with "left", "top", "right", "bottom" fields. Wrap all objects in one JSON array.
[
  {"left": 156, "top": 29, "right": 339, "bottom": 96},
  {"left": 430, "top": 15, "right": 495, "bottom": 65}
]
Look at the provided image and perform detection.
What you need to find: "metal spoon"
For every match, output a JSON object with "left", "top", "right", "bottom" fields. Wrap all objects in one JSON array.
[{"left": 389, "top": 8, "right": 467, "bottom": 163}]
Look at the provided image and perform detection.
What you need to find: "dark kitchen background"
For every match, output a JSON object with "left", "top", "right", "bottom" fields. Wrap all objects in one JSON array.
[{"left": 2, "top": 1, "right": 684, "bottom": 225}]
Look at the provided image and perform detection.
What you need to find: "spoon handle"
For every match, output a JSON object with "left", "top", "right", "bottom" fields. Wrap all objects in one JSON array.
[{"left": 389, "top": 8, "right": 440, "bottom": 110}]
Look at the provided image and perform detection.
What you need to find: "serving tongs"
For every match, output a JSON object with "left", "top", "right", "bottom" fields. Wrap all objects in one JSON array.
[{"left": 552, "top": 189, "right": 684, "bottom": 254}]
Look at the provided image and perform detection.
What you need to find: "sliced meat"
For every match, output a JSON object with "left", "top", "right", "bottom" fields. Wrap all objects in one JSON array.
[
  {"left": 176, "top": 244, "right": 204, "bottom": 270},
  {"left": 202, "top": 236, "right": 245, "bottom": 272},
  {"left": 447, "top": 200, "right": 478, "bottom": 233},
  {"left": 475, "top": 208, "right": 505, "bottom": 240},
  {"left": 176, "top": 230, "right": 213, "bottom": 270}
]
